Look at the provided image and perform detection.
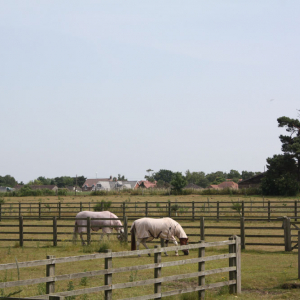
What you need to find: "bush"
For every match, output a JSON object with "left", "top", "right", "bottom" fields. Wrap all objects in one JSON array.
[{"left": 93, "top": 200, "right": 112, "bottom": 211}]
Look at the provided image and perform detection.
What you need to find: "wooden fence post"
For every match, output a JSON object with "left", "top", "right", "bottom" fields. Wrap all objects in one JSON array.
[
  {"left": 39, "top": 202, "right": 41, "bottom": 220},
  {"left": 122, "top": 202, "right": 126, "bottom": 218},
  {"left": 58, "top": 202, "right": 61, "bottom": 219},
  {"left": 18, "top": 202, "right": 21, "bottom": 218},
  {"left": 217, "top": 201, "right": 219, "bottom": 222},
  {"left": 295, "top": 201, "right": 298, "bottom": 221},
  {"left": 123, "top": 216, "right": 128, "bottom": 243},
  {"left": 283, "top": 217, "right": 292, "bottom": 251},
  {"left": 298, "top": 231, "right": 300, "bottom": 279},
  {"left": 87, "top": 217, "right": 91, "bottom": 245},
  {"left": 240, "top": 217, "right": 245, "bottom": 250},
  {"left": 46, "top": 255, "right": 56, "bottom": 294},
  {"left": 101, "top": 201, "right": 104, "bottom": 211},
  {"left": 104, "top": 249, "right": 112, "bottom": 300},
  {"left": 192, "top": 201, "right": 195, "bottom": 222},
  {"left": 235, "top": 236, "right": 241, "bottom": 293},
  {"left": 145, "top": 202, "right": 148, "bottom": 217},
  {"left": 19, "top": 216, "right": 23, "bottom": 247},
  {"left": 268, "top": 201, "right": 271, "bottom": 222},
  {"left": 160, "top": 238, "right": 165, "bottom": 247},
  {"left": 229, "top": 235, "right": 238, "bottom": 294},
  {"left": 49, "top": 296, "right": 64, "bottom": 300},
  {"left": 53, "top": 217, "right": 57, "bottom": 247},
  {"left": 0, "top": 203, "right": 2, "bottom": 222},
  {"left": 168, "top": 202, "right": 171, "bottom": 217},
  {"left": 154, "top": 245, "right": 161, "bottom": 297},
  {"left": 200, "top": 217, "right": 205, "bottom": 241},
  {"left": 241, "top": 201, "right": 245, "bottom": 218},
  {"left": 80, "top": 202, "right": 83, "bottom": 212},
  {"left": 198, "top": 240, "right": 205, "bottom": 299}
]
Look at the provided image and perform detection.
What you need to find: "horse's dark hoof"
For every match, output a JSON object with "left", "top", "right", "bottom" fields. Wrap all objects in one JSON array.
[
  {"left": 165, "top": 253, "right": 168, "bottom": 256},
  {"left": 148, "top": 253, "right": 151, "bottom": 257}
]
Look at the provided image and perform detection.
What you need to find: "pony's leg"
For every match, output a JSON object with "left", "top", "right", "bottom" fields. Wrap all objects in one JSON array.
[
  {"left": 79, "top": 233, "right": 86, "bottom": 246},
  {"left": 140, "top": 239, "right": 151, "bottom": 257},
  {"left": 164, "top": 240, "right": 169, "bottom": 256},
  {"left": 100, "top": 233, "right": 105, "bottom": 241},
  {"left": 72, "top": 231, "right": 77, "bottom": 245},
  {"left": 172, "top": 240, "right": 179, "bottom": 256},
  {"left": 136, "top": 239, "right": 141, "bottom": 257}
]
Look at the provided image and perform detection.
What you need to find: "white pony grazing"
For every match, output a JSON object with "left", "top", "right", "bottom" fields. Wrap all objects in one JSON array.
[
  {"left": 130, "top": 217, "right": 189, "bottom": 256},
  {"left": 73, "top": 211, "right": 124, "bottom": 245}
]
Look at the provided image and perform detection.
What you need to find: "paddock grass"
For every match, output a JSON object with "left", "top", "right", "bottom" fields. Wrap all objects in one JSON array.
[
  {"left": 1, "top": 195, "right": 300, "bottom": 299},
  {"left": 0, "top": 239, "right": 299, "bottom": 299},
  {"left": 0, "top": 219, "right": 300, "bottom": 299}
]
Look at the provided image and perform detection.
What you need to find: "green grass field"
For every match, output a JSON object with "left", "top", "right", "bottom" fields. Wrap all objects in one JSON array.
[{"left": 0, "top": 195, "right": 300, "bottom": 299}]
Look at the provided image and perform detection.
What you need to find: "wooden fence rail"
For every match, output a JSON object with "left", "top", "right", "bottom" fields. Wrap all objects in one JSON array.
[
  {"left": 0, "top": 216, "right": 293, "bottom": 251},
  {"left": 0, "top": 237, "right": 241, "bottom": 300},
  {"left": 1, "top": 200, "right": 300, "bottom": 221}
]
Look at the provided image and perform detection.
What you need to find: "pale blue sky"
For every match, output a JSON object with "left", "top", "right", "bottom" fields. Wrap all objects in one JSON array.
[{"left": 1, "top": 1, "right": 299, "bottom": 183}]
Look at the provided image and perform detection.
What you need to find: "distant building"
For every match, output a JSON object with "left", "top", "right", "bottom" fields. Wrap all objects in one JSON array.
[
  {"left": 95, "top": 180, "right": 139, "bottom": 191},
  {"left": 208, "top": 180, "right": 239, "bottom": 190},
  {"left": 218, "top": 180, "right": 239, "bottom": 190},
  {"left": 238, "top": 173, "right": 265, "bottom": 189},
  {"left": 82, "top": 176, "right": 113, "bottom": 191},
  {"left": 138, "top": 180, "right": 157, "bottom": 188}
]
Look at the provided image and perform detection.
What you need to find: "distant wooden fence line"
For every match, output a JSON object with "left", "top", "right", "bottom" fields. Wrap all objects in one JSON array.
[
  {"left": 1, "top": 200, "right": 300, "bottom": 221},
  {"left": 0, "top": 216, "right": 296, "bottom": 251},
  {"left": 0, "top": 237, "right": 241, "bottom": 300}
]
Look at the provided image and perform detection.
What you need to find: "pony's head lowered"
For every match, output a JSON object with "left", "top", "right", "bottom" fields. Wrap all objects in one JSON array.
[
  {"left": 179, "top": 238, "right": 189, "bottom": 255},
  {"left": 117, "top": 228, "right": 125, "bottom": 242}
]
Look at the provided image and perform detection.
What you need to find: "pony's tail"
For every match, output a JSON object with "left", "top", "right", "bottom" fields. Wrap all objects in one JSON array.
[{"left": 131, "top": 224, "right": 136, "bottom": 251}]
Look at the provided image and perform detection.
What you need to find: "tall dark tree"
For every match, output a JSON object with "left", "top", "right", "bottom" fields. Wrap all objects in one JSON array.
[
  {"left": 261, "top": 114, "right": 300, "bottom": 195},
  {"left": 277, "top": 116, "right": 300, "bottom": 181},
  {"left": 261, "top": 154, "right": 299, "bottom": 196}
]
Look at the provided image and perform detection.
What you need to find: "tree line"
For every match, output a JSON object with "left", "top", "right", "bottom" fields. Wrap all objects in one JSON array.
[{"left": 144, "top": 169, "right": 261, "bottom": 189}]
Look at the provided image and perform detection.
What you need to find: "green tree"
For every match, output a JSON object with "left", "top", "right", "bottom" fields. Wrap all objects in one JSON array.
[
  {"left": 226, "top": 170, "right": 241, "bottom": 183},
  {"left": 117, "top": 174, "right": 127, "bottom": 181},
  {"left": 74, "top": 176, "right": 86, "bottom": 187},
  {"left": 27, "top": 179, "right": 43, "bottom": 185},
  {"left": 206, "top": 171, "right": 226, "bottom": 185},
  {"left": 277, "top": 116, "right": 300, "bottom": 181},
  {"left": 153, "top": 169, "right": 174, "bottom": 183},
  {"left": 185, "top": 170, "right": 209, "bottom": 188},
  {"left": 0, "top": 175, "right": 18, "bottom": 187},
  {"left": 261, "top": 154, "right": 300, "bottom": 196},
  {"left": 261, "top": 114, "right": 300, "bottom": 196},
  {"left": 170, "top": 172, "right": 187, "bottom": 194},
  {"left": 145, "top": 169, "right": 155, "bottom": 182},
  {"left": 37, "top": 176, "right": 51, "bottom": 185}
]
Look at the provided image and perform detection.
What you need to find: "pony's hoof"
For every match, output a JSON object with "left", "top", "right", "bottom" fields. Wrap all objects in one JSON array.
[
  {"left": 165, "top": 253, "right": 168, "bottom": 256},
  {"left": 148, "top": 253, "right": 151, "bottom": 257},
  {"left": 175, "top": 253, "right": 179, "bottom": 256}
]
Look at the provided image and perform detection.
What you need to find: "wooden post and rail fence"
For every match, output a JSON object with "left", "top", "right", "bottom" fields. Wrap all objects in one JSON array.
[
  {"left": 0, "top": 237, "right": 241, "bottom": 300},
  {"left": 1, "top": 199, "right": 300, "bottom": 221},
  {"left": 0, "top": 215, "right": 298, "bottom": 251}
]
